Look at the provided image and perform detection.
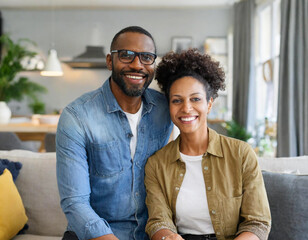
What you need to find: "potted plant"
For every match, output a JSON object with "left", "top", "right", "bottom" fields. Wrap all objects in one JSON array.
[
  {"left": 0, "top": 34, "right": 47, "bottom": 123},
  {"left": 222, "top": 119, "right": 252, "bottom": 142}
]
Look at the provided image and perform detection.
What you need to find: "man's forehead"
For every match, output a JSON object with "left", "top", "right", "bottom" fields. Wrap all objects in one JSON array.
[{"left": 113, "top": 32, "right": 155, "bottom": 52}]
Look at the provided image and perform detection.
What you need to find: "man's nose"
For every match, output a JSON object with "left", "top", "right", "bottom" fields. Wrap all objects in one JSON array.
[{"left": 129, "top": 55, "right": 144, "bottom": 69}]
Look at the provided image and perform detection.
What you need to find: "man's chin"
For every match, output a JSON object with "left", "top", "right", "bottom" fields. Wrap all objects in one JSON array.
[{"left": 125, "top": 87, "right": 144, "bottom": 97}]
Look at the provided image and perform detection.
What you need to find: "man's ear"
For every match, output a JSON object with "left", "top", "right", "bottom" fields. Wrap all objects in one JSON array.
[
  {"left": 106, "top": 54, "right": 112, "bottom": 71},
  {"left": 207, "top": 97, "right": 214, "bottom": 114}
]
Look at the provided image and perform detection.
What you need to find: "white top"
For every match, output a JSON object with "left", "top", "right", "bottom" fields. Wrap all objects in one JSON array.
[
  {"left": 176, "top": 152, "right": 215, "bottom": 235},
  {"left": 124, "top": 102, "right": 143, "bottom": 159}
]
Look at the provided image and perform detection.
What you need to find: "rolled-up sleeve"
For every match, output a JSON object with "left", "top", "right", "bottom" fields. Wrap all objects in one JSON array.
[
  {"left": 145, "top": 155, "right": 177, "bottom": 238},
  {"left": 56, "top": 108, "right": 113, "bottom": 240},
  {"left": 237, "top": 145, "right": 271, "bottom": 240}
]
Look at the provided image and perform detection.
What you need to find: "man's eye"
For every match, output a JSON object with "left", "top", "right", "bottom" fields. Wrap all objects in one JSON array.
[
  {"left": 121, "top": 53, "right": 133, "bottom": 58},
  {"left": 142, "top": 54, "right": 152, "bottom": 61}
]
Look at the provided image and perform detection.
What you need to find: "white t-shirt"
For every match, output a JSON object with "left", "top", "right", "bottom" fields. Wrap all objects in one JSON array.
[
  {"left": 176, "top": 152, "right": 215, "bottom": 235},
  {"left": 124, "top": 102, "right": 143, "bottom": 159}
]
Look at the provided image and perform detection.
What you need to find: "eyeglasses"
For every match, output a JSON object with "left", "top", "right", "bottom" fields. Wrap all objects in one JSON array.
[{"left": 111, "top": 49, "right": 157, "bottom": 65}]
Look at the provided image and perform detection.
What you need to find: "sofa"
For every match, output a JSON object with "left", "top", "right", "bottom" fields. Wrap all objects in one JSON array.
[{"left": 0, "top": 149, "right": 307, "bottom": 240}]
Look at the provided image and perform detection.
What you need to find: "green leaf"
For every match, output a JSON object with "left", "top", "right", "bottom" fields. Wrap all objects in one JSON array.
[
  {"left": 0, "top": 34, "right": 47, "bottom": 106},
  {"left": 222, "top": 120, "right": 252, "bottom": 142}
]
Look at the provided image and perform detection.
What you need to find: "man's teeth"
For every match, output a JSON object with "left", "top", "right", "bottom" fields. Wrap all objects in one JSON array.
[
  {"left": 126, "top": 75, "right": 143, "bottom": 79},
  {"left": 181, "top": 116, "right": 196, "bottom": 122}
]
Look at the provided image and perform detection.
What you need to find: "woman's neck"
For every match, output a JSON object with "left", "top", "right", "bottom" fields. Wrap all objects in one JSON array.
[{"left": 179, "top": 128, "right": 209, "bottom": 156}]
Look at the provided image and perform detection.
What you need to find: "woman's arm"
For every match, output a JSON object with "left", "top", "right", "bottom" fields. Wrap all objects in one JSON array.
[
  {"left": 237, "top": 144, "right": 271, "bottom": 240},
  {"left": 144, "top": 154, "right": 178, "bottom": 238}
]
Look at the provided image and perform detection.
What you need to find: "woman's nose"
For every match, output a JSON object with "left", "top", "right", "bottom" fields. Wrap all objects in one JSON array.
[{"left": 181, "top": 100, "right": 192, "bottom": 112}]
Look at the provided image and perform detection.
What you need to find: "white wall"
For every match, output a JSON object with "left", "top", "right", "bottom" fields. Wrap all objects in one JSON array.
[{"left": 2, "top": 8, "right": 232, "bottom": 115}]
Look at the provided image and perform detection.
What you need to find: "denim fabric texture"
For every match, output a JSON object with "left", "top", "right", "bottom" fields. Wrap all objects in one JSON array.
[{"left": 56, "top": 79, "right": 173, "bottom": 240}]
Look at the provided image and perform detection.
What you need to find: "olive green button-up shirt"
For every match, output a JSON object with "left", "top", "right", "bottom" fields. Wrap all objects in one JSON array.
[{"left": 145, "top": 128, "right": 271, "bottom": 240}]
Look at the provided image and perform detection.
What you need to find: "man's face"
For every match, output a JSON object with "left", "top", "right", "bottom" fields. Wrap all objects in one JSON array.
[{"left": 107, "top": 32, "right": 156, "bottom": 97}]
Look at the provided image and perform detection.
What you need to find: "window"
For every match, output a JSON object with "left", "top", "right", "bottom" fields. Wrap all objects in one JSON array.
[
  {"left": 254, "top": 0, "right": 281, "bottom": 156},
  {"left": 255, "top": 0, "right": 281, "bottom": 122}
]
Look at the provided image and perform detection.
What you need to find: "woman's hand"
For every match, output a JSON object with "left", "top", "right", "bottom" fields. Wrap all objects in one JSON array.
[
  {"left": 152, "top": 229, "right": 184, "bottom": 240},
  {"left": 234, "top": 232, "right": 259, "bottom": 240},
  {"left": 163, "top": 232, "right": 184, "bottom": 240}
]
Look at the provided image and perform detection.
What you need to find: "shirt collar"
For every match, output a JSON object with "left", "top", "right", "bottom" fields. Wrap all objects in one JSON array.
[
  {"left": 170, "top": 128, "right": 224, "bottom": 163},
  {"left": 207, "top": 128, "right": 224, "bottom": 157},
  {"left": 102, "top": 78, "right": 156, "bottom": 113}
]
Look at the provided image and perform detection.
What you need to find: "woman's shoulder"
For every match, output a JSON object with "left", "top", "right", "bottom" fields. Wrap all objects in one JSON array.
[{"left": 147, "top": 139, "right": 179, "bottom": 165}]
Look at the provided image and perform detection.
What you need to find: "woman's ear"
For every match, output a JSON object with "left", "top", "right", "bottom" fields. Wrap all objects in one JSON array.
[
  {"left": 207, "top": 97, "right": 214, "bottom": 114},
  {"left": 106, "top": 54, "right": 112, "bottom": 71}
]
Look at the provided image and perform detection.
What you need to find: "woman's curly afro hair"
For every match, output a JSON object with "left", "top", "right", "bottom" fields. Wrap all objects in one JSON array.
[{"left": 155, "top": 48, "right": 226, "bottom": 101}]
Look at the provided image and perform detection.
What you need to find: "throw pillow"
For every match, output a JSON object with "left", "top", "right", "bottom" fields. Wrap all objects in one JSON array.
[
  {"left": 262, "top": 171, "right": 308, "bottom": 240},
  {"left": 0, "top": 158, "right": 22, "bottom": 182},
  {"left": 0, "top": 169, "right": 28, "bottom": 240}
]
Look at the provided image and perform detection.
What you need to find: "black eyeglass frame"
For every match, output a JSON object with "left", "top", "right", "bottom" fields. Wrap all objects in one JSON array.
[{"left": 111, "top": 49, "right": 157, "bottom": 65}]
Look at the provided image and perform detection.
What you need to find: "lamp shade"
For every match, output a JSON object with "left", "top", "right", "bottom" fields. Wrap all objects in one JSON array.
[{"left": 41, "top": 49, "right": 63, "bottom": 76}]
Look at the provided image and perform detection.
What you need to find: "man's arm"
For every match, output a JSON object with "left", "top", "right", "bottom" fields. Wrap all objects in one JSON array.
[{"left": 56, "top": 108, "right": 114, "bottom": 240}]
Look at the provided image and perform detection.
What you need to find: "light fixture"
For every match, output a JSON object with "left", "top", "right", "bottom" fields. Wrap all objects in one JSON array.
[
  {"left": 40, "top": 0, "right": 63, "bottom": 77},
  {"left": 41, "top": 49, "right": 63, "bottom": 76}
]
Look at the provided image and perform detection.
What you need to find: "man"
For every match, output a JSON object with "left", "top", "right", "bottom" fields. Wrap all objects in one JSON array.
[{"left": 56, "top": 26, "right": 173, "bottom": 240}]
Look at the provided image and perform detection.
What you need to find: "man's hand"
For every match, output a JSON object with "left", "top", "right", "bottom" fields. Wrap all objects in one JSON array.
[{"left": 90, "top": 234, "right": 119, "bottom": 240}]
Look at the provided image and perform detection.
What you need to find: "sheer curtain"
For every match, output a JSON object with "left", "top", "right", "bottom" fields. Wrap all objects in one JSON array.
[
  {"left": 232, "top": 0, "right": 256, "bottom": 131},
  {"left": 277, "top": 0, "right": 308, "bottom": 157}
]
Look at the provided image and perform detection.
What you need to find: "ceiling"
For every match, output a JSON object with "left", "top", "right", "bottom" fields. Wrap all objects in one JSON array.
[{"left": 0, "top": 0, "right": 236, "bottom": 10}]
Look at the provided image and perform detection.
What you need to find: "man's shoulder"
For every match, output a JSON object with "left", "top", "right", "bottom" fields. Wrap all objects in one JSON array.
[
  {"left": 145, "top": 88, "right": 167, "bottom": 103},
  {"left": 67, "top": 86, "right": 103, "bottom": 109}
]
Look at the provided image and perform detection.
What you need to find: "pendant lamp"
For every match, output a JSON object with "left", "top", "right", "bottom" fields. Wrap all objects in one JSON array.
[
  {"left": 40, "top": 0, "right": 63, "bottom": 77},
  {"left": 41, "top": 49, "right": 63, "bottom": 76}
]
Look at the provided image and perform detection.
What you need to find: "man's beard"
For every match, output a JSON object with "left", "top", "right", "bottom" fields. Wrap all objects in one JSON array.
[{"left": 112, "top": 70, "right": 152, "bottom": 97}]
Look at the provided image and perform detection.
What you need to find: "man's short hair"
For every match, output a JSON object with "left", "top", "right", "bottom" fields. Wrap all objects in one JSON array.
[{"left": 110, "top": 26, "right": 156, "bottom": 53}]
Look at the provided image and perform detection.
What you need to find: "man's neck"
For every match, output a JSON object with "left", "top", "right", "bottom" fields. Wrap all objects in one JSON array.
[{"left": 110, "top": 79, "right": 143, "bottom": 114}]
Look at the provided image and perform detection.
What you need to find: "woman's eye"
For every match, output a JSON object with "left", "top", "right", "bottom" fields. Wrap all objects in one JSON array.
[
  {"left": 191, "top": 98, "right": 201, "bottom": 102},
  {"left": 171, "top": 99, "right": 181, "bottom": 104}
]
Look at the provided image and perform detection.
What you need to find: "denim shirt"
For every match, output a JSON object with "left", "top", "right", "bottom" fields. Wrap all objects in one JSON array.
[{"left": 56, "top": 79, "right": 173, "bottom": 240}]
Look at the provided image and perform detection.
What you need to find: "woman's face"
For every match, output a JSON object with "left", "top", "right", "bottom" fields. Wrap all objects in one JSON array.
[{"left": 169, "top": 76, "right": 213, "bottom": 135}]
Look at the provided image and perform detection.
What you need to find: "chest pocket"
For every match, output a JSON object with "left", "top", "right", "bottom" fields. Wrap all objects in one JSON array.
[{"left": 90, "top": 140, "right": 123, "bottom": 178}]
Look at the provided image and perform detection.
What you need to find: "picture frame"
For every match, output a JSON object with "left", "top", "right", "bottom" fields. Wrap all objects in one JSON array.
[
  {"left": 171, "top": 37, "right": 193, "bottom": 53},
  {"left": 204, "top": 37, "right": 227, "bottom": 55}
]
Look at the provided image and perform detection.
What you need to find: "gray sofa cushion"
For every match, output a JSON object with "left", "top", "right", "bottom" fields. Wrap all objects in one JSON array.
[
  {"left": 262, "top": 171, "right": 308, "bottom": 240},
  {"left": 0, "top": 150, "right": 67, "bottom": 237}
]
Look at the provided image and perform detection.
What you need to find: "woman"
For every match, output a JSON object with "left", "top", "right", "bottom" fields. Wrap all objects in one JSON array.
[{"left": 145, "top": 49, "right": 271, "bottom": 240}]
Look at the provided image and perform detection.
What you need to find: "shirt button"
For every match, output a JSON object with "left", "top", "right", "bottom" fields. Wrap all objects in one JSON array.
[
  {"left": 135, "top": 192, "right": 139, "bottom": 196},
  {"left": 204, "top": 166, "right": 208, "bottom": 170},
  {"left": 175, "top": 187, "right": 180, "bottom": 191},
  {"left": 207, "top": 186, "right": 212, "bottom": 191},
  {"left": 211, "top": 210, "right": 216, "bottom": 214},
  {"left": 180, "top": 173, "right": 184, "bottom": 177},
  {"left": 216, "top": 232, "right": 220, "bottom": 235}
]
